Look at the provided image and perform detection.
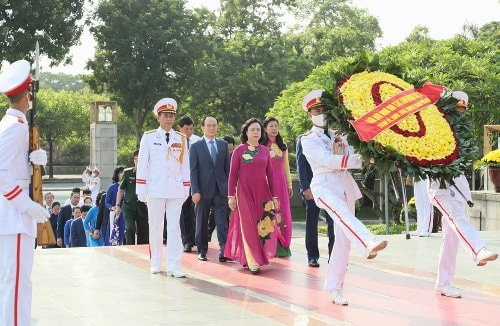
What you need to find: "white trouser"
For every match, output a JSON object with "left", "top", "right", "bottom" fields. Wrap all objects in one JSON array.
[
  {"left": 312, "top": 184, "right": 375, "bottom": 293},
  {"left": 414, "top": 179, "right": 433, "bottom": 233},
  {"left": 0, "top": 233, "right": 35, "bottom": 326},
  {"left": 148, "top": 197, "right": 184, "bottom": 272},
  {"left": 433, "top": 194, "right": 485, "bottom": 288}
]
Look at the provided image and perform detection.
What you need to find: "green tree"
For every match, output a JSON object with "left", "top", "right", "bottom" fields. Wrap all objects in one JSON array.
[
  {"left": 0, "top": 1, "right": 87, "bottom": 64},
  {"left": 477, "top": 21, "right": 500, "bottom": 46},
  {"left": 36, "top": 89, "right": 105, "bottom": 177},
  {"left": 405, "top": 25, "right": 431, "bottom": 43},
  {"left": 184, "top": 0, "right": 381, "bottom": 133},
  {"left": 86, "top": 0, "right": 199, "bottom": 144},
  {"left": 290, "top": 0, "right": 382, "bottom": 65},
  {"left": 40, "top": 73, "right": 88, "bottom": 92}
]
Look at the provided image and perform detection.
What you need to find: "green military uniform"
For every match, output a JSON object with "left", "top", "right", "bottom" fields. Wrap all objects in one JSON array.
[{"left": 119, "top": 167, "right": 149, "bottom": 244}]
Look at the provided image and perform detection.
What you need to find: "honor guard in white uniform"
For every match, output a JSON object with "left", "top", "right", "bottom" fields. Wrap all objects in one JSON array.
[
  {"left": 0, "top": 60, "right": 49, "bottom": 326},
  {"left": 300, "top": 89, "right": 388, "bottom": 306},
  {"left": 82, "top": 166, "right": 101, "bottom": 202},
  {"left": 428, "top": 92, "right": 497, "bottom": 298},
  {"left": 136, "top": 97, "right": 190, "bottom": 277}
]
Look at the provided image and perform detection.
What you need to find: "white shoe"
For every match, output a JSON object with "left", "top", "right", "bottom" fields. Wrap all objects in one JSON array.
[
  {"left": 475, "top": 248, "right": 498, "bottom": 266},
  {"left": 150, "top": 267, "right": 160, "bottom": 274},
  {"left": 365, "top": 239, "right": 388, "bottom": 259},
  {"left": 436, "top": 285, "right": 462, "bottom": 298},
  {"left": 167, "top": 269, "right": 186, "bottom": 278},
  {"left": 418, "top": 232, "right": 431, "bottom": 237},
  {"left": 331, "top": 291, "right": 348, "bottom": 305}
]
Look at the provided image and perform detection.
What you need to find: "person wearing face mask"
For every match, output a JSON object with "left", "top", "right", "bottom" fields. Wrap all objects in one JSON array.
[
  {"left": 300, "top": 89, "right": 388, "bottom": 306},
  {"left": 0, "top": 59, "right": 50, "bottom": 326}
]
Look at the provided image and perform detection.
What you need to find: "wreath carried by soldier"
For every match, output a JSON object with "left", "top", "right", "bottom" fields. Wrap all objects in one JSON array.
[{"left": 317, "top": 53, "right": 478, "bottom": 188}]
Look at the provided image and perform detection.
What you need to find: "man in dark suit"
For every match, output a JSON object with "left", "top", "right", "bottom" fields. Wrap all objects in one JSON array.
[
  {"left": 189, "top": 116, "right": 230, "bottom": 262},
  {"left": 56, "top": 190, "right": 81, "bottom": 247},
  {"left": 296, "top": 135, "right": 335, "bottom": 267}
]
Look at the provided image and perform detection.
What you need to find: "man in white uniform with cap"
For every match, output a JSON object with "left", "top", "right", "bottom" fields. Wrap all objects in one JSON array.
[
  {"left": 136, "top": 97, "right": 190, "bottom": 277},
  {"left": 300, "top": 89, "right": 388, "bottom": 306},
  {"left": 429, "top": 91, "right": 498, "bottom": 298},
  {"left": 0, "top": 60, "right": 50, "bottom": 325}
]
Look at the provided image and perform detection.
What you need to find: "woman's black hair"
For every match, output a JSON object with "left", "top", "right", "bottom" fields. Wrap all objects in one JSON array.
[
  {"left": 262, "top": 117, "right": 287, "bottom": 151},
  {"left": 112, "top": 166, "right": 125, "bottom": 183},
  {"left": 95, "top": 190, "right": 106, "bottom": 207},
  {"left": 239, "top": 117, "right": 264, "bottom": 144}
]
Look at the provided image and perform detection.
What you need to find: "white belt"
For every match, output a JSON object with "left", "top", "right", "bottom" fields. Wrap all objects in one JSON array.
[
  {"left": 314, "top": 168, "right": 344, "bottom": 174},
  {"left": 17, "top": 179, "right": 30, "bottom": 189}
]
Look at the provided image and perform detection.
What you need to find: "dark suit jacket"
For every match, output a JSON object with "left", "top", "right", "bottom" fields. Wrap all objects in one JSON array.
[
  {"left": 56, "top": 204, "right": 73, "bottom": 244},
  {"left": 296, "top": 135, "right": 314, "bottom": 192},
  {"left": 70, "top": 218, "right": 87, "bottom": 247},
  {"left": 189, "top": 137, "right": 230, "bottom": 198}
]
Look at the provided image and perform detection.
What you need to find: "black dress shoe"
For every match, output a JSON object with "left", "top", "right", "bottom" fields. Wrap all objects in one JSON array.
[
  {"left": 183, "top": 244, "right": 192, "bottom": 253},
  {"left": 219, "top": 256, "right": 232, "bottom": 262},
  {"left": 198, "top": 253, "right": 207, "bottom": 261},
  {"left": 308, "top": 259, "right": 320, "bottom": 267}
]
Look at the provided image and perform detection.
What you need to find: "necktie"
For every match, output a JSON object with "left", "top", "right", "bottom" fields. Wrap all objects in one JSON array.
[
  {"left": 165, "top": 132, "right": 170, "bottom": 144},
  {"left": 187, "top": 137, "right": 190, "bottom": 149},
  {"left": 209, "top": 140, "right": 217, "bottom": 163},
  {"left": 324, "top": 129, "right": 331, "bottom": 139}
]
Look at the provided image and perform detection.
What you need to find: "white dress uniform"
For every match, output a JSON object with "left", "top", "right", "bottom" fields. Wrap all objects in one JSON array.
[
  {"left": 81, "top": 171, "right": 101, "bottom": 202},
  {"left": 301, "top": 126, "right": 380, "bottom": 294},
  {"left": 136, "top": 126, "right": 190, "bottom": 274},
  {"left": 429, "top": 175, "right": 488, "bottom": 289},
  {"left": 414, "top": 177, "right": 433, "bottom": 235},
  {"left": 0, "top": 60, "right": 49, "bottom": 326}
]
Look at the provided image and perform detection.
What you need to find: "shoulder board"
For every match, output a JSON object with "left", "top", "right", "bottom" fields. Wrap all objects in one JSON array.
[
  {"left": 17, "top": 117, "right": 25, "bottom": 124},
  {"left": 144, "top": 129, "right": 155, "bottom": 134},
  {"left": 174, "top": 131, "right": 186, "bottom": 138},
  {"left": 124, "top": 167, "right": 134, "bottom": 172},
  {"left": 301, "top": 130, "right": 313, "bottom": 136}
]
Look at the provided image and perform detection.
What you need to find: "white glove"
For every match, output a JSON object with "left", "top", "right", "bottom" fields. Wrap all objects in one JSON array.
[
  {"left": 25, "top": 201, "right": 50, "bottom": 223},
  {"left": 29, "top": 149, "right": 47, "bottom": 166},
  {"left": 346, "top": 154, "right": 363, "bottom": 169},
  {"left": 137, "top": 194, "right": 147, "bottom": 203}
]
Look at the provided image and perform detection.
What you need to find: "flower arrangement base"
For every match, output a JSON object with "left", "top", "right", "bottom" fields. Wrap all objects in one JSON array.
[{"left": 488, "top": 167, "right": 500, "bottom": 193}]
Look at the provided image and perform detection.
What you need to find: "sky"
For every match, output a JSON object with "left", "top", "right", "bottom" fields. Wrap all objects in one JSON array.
[{"left": 43, "top": 0, "right": 500, "bottom": 75}]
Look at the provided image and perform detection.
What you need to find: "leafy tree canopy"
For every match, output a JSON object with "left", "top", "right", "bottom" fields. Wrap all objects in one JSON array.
[
  {"left": 0, "top": 1, "right": 87, "bottom": 64},
  {"left": 86, "top": 0, "right": 199, "bottom": 144}
]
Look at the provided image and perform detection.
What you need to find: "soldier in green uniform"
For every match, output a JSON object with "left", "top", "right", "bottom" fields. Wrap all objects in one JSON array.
[{"left": 114, "top": 150, "right": 149, "bottom": 245}]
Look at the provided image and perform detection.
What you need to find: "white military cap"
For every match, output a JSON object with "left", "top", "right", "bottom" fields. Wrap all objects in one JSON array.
[
  {"left": 302, "top": 89, "right": 325, "bottom": 111},
  {"left": 451, "top": 90, "right": 468, "bottom": 109},
  {"left": 153, "top": 97, "right": 177, "bottom": 116},
  {"left": 0, "top": 60, "right": 32, "bottom": 96}
]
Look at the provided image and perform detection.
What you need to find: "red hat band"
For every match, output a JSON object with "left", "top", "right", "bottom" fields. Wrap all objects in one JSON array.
[{"left": 5, "top": 75, "right": 32, "bottom": 96}]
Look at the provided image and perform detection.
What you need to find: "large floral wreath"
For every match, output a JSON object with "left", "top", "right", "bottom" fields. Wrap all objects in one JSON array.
[{"left": 320, "top": 54, "right": 478, "bottom": 187}]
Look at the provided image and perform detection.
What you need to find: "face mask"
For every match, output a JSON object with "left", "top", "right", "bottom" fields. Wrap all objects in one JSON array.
[{"left": 311, "top": 114, "right": 327, "bottom": 127}]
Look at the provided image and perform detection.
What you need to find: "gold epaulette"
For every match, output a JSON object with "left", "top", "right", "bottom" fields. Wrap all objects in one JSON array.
[
  {"left": 174, "top": 130, "right": 186, "bottom": 138},
  {"left": 144, "top": 129, "right": 155, "bottom": 134}
]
